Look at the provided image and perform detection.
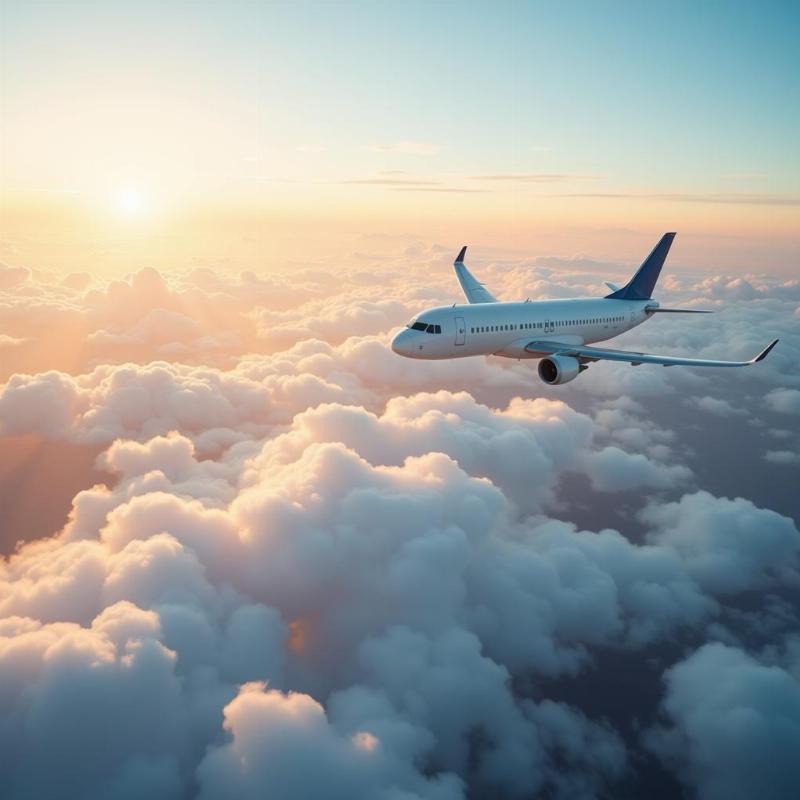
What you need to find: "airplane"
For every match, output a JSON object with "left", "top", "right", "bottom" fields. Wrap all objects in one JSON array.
[{"left": 391, "top": 232, "right": 778, "bottom": 385}]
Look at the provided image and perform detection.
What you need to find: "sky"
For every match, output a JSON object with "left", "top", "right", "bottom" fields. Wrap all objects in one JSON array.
[
  {"left": 1, "top": 0, "right": 798, "bottom": 273},
  {"left": 1, "top": 4, "right": 800, "bottom": 800}
]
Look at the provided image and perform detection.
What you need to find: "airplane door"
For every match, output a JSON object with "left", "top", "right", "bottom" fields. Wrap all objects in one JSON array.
[
  {"left": 545, "top": 320, "right": 554, "bottom": 334},
  {"left": 454, "top": 316, "right": 466, "bottom": 346}
]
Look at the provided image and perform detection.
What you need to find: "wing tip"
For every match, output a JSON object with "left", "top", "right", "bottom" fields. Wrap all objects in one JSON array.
[
  {"left": 455, "top": 246, "right": 467, "bottom": 264},
  {"left": 753, "top": 339, "right": 779, "bottom": 363}
]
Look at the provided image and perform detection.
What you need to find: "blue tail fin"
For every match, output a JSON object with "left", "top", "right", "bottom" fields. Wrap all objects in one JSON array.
[{"left": 605, "top": 232, "right": 676, "bottom": 300}]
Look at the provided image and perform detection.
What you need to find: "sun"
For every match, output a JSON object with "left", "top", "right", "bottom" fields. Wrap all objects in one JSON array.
[{"left": 116, "top": 186, "right": 145, "bottom": 218}]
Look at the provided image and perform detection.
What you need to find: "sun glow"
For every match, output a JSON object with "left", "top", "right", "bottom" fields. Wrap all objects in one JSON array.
[{"left": 116, "top": 187, "right": 145, "bottom": 218}]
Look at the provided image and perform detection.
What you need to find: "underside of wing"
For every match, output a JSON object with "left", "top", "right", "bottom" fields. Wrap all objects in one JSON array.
[
  {"left": 524, "top": 339, "right": 779, "bottom": 368},
  {"left": 453, "top": 247, "right": 497, "bottom": 304}
]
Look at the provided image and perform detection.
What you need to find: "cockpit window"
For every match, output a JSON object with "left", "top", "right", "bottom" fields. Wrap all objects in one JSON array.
[{"left": 407, "top": 320, "right": 441, "bottom": 334}]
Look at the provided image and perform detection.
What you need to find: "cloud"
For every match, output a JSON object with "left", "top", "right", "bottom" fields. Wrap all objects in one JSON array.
[
  {"left": 60, "top": 272, "right": 93, "bottom": 290},
  {"left": 0, "top": 604, "right": 187, "bottom": 800},
  {"left": 0, "top": 363, "right": 277, "bottom": 443},
  {"left": 583, "top": 446, "right": 692, "bottom": 492},
  {"left": 0, "top": 263, "right": 30, "bottom": 289},
  {"left": 685, "top": 395, "right": 746, "bottom": 416},
  {"left": 766, "top": 388, "right": 800, "bottom": 414},
  {"left": 367, "top": 141, "right": 440, "bottom": 155},
  {"left": 345, "top": 178, "right": 441, "bottom": 186},
  {"left": 647, "top": 642, "right": 800, "bottom": 800},
  {"left": 0, "top": 371, "right": 82, "bottom": 437},
  {"left": 391, "top": 187, "right": 489, "bottom": 193},
  {"left": 7, "top": 373, "right": 797, "bottom": 796},
  {"left": 252, "top": 293, "right": 418, "bottom": 349},
  {"left": 642, "top": 491, "right": 800, "bottom": 595},
  {"left": 558, "top": 192, "right": 800, "bottom": 206},
  {"left": 470, "top": 174, "right": 602, "bottom": 183},
  {"left": 196, "top": 680, "right": 463, "bottom": 800},
  {"left": 2, "top": 241, "right": 800, "bottom": 798},
  {"left": 764, "top": 450, "right": 800, "bottom": 465}
]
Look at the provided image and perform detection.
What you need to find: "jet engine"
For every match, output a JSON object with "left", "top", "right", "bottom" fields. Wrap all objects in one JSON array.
[{"left": 537, "top": 355, "right": 583, "bottom": 385}]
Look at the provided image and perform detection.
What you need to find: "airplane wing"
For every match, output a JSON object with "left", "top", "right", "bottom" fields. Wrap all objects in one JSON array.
[
  {"left": 453, "top": 246, "right": 497, "bottom": 304},
  {"left": 524, "top": 339, "right": 779, "bottom": 367}
]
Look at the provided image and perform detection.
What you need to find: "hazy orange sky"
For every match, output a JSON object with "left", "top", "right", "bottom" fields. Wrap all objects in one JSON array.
[{"left": 1, "top": 1, "right": 798, "bottom": 274}]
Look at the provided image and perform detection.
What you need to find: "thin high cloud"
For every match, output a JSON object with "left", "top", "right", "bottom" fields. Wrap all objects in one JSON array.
[
  {"left": 344, "top": 175, "right": 488, "bottom": 192},
  {"left": 344, "top": 178, "right": 441, "bottom": 186},
  {"left": 470, "top": 173, "right": 604, "bottom": 182},
  {"left": 558, "top": 191, "right": 800, "bottom": 206},
  {"left": 390, "top": 187, "right": 489, "bottom": 193},
  {"left": 367, "top": 140, "right": 441, "bottom": 155}
]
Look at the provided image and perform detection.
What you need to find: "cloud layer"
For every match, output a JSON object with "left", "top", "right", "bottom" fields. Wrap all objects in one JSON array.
[{"left": 1, "top": 244, "right": 798, "bottom": 798}]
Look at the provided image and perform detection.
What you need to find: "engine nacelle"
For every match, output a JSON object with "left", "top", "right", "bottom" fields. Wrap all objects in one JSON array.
[{"left": 538, "top": 355, "right": 582, "bottom": 385}]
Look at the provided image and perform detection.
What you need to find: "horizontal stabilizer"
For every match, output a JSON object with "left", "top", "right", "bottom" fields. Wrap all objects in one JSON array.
[{"left": 604, "top": 281, "right": 621, "bottom": 292}]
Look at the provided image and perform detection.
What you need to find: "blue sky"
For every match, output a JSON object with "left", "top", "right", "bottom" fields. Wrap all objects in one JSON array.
[
  {"left": 0, "top": 0, "right": 798, "bottom": 272},
  {"left": 3, "top": 0, "right": 797, "bottom": 185}
]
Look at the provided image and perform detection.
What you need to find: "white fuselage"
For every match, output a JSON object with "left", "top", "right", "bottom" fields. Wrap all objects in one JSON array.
[{"left": 391, "top": 298, "right": 653, "bottom": 359}]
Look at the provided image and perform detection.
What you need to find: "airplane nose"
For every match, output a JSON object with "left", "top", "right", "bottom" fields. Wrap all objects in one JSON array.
[{"left": 391, "top": 329, "right": 412, "bottom": 355}]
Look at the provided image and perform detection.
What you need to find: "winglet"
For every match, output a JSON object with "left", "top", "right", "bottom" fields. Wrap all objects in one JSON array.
[
  {"left": 752, "top": 339, "right": 779, "bottom": 363},
  {"left": 455, "top": 246, "right": 467, "bottom": 264}
]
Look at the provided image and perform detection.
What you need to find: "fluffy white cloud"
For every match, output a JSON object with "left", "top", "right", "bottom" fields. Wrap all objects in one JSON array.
[
  {"left": 582, "top": 446, "right": 692, "bottom": 492},
  {"left": 2, "top": 246, "right": 799, "bottom": 799},
  {"left": 643, "top": 491, "right": 800, "bottom": 595},
  {"left": 196, "top": 681, "right": 463, "bottom": 800},
  {"left": 0, "top": 604, "right": 187, "bottom": 800},
  {"left": 766, "top": 388, "right": 800, "bottom": 414},
  {"left": 647, "top": 642, "right": 800, "bottom": 800},
  {"left": 0, "top": 363, "right": 276, "bottom": 443}
]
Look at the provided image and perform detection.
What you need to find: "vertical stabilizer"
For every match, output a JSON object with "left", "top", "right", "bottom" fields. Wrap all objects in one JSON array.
[{"left": 605, "top": 232, "right": 676, "bottom": 300}]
